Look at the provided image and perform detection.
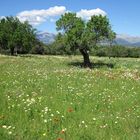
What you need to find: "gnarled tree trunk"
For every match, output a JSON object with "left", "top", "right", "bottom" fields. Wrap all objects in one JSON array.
[{"left": 79, "top": 48, "right": 91, "bottom": 68}]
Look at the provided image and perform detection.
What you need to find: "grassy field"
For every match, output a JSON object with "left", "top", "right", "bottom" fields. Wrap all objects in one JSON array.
[{"left": 0, "top": 55, "right": 140, "bottom": 140}]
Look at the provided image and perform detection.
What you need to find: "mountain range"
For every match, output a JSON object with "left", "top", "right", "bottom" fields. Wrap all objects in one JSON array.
[
  {"left": 36, "top": 32, "right": 56, "bottom": 44},
  {"left": 37, "top": 32, "right": 140, "bottom": 47},
  {"left": 115, "top": 34, "right": 140, "bottom": 47}
]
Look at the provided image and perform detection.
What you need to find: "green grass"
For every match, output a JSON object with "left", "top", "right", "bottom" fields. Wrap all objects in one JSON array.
[{"left": 0, "top": 55, "right": 140, "bottom": 140}]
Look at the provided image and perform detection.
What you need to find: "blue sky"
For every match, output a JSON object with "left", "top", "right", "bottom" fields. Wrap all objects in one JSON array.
[{"left": 0, "top": 0, "right": 140, "bottom": 36}]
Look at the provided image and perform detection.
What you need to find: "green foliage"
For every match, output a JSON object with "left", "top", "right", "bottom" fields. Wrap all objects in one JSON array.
[
  {"left": 93, "top": 46, "right": 140, "bottom": 58},
  {"left": 30, "top": 41, "right": 45, "bottom": 55},
  {"left": 44, "top": 33, "right": 73, "bottom": 55},
  {"left": 56, "top": 13, "right": 115, "bottom": 51},
  {"left": 86, "top": 15, "right": 115, "bottom": 46},
  {"left": 0, "top": 16, "right": 38, "bottom": 55},
  {"left": 56, "top": 13, "right": 85, "bottom": 51}
]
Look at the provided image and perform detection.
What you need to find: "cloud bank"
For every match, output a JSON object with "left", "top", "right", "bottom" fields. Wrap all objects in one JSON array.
[
  {"left": 16, "top": 6, "right": 107, "bottom": 26},
  {"left": 77, "top": 8, "right": 107, "bottom": 20},
  {"left": 17, "top": 6, "right": 66, "bottom": 25}
]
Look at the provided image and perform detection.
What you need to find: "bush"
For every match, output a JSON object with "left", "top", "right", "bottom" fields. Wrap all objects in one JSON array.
[{"left": 31, "top": 45, "right": 45, "bottom": 55}]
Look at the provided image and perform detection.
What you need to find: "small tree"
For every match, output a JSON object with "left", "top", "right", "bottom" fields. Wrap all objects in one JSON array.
[{"left": 56, "top": 13, "right": 115, "bottom": 68}]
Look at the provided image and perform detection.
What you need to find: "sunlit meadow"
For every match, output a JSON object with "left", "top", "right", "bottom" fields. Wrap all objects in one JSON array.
[{"left": 0, "top": 55, "right": 140, "bottom": 140}]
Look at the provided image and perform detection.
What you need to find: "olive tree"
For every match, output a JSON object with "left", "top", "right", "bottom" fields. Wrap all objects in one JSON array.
[{"left": 56, "top": 13, "right": 115, "bottom": 68}]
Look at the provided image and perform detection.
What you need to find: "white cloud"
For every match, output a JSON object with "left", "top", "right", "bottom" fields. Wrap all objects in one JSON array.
[
  {"left": 16, "top": 7, "right": 106, "bottom": 26},
  {"left": 17, "top": 6, "right": 66, "bottom": 25},
  {"left": 77, "top": 8, "right": 107, "bottom": 20}
]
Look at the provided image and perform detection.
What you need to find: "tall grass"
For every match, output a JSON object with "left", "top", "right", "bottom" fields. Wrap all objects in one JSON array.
[{"left": 0, "top": 55, "right": 140, "bottom": 140}]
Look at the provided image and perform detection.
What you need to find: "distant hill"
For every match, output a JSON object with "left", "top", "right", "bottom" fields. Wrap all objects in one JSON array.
[
  {"left": 115, "top": 34, "right": 140, "bottom": 47},
  {"left": 36, "top": 32, "right": 56, "bottom": 44},
  {"left": 37, "top": 32, "right": 140, "bottom": 47}
]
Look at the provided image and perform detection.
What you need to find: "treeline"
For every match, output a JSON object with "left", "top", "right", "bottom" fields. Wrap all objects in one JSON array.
[
  {"left": 44, "top": 44, "right": 140, "bottom": 58},
  {"left": 92, "top": 46, "right": 140, "bottom": 58},
  {"left": 0, "top": 16, "right": 140, "bottom": 58}
]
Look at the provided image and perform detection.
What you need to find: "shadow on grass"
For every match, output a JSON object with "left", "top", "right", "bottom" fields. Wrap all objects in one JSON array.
[{"left": 68, "top": 61, "right": 115, "bottom": 69}]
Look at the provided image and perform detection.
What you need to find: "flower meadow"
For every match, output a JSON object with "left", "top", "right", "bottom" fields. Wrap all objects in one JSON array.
[{"left": 0, "top": 55, "right": 140, "bottom": 140}]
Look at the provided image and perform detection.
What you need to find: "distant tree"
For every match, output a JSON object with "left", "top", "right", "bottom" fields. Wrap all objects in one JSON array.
[
  {"left": 0, "top": 18, "right": 8, "bottom": 50},
  {"left": 0, "top": 16, "right": 37, "bottom": 55},
  {"left": 54, "top": 33, "right": 72, "bottom": 55},
  {"left": 31, "top": 40, "right": 45, "bottom": 55},
  {"left": 56, "top": 13, "right": 115, "bottom": 68}
]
